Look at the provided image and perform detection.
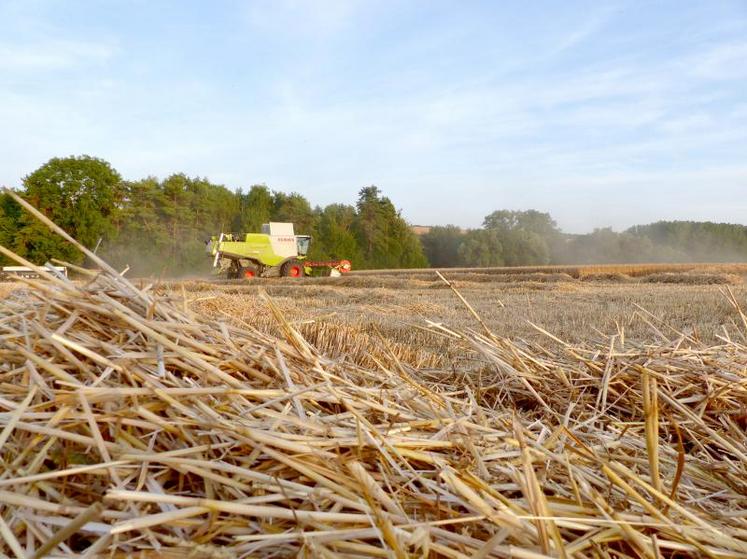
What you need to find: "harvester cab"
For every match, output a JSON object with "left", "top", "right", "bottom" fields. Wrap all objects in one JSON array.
[{"left": 208, "top": 222, "right": 351, "bottom": 279}]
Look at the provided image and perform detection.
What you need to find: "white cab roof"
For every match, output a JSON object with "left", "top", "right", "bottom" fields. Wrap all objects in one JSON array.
[{"left": 261, "top": 222, "right": 295, "bottom": 236}]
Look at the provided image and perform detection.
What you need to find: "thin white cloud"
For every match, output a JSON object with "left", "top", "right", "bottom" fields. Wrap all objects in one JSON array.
[
  {"left": 730, "top": 103, "right": 747, "bottom": 120},
  {"left": 657, "top": 113, "right": 714, "bottom": 134},
  {"left": 548, "top": 4, "right": 618, "bottom": 57},
  {"left": 0, "top": 39, "right": 115, "bottom": 71},
  {"left": 687, "top": 41, "right": 747, "bottom": 79},
  {"left": 243, "top": 0, "right": 363, "bottom": 38}
]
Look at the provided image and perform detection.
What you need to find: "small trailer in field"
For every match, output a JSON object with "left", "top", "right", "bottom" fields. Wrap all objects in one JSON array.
[
  {"left": 1, "top": 265, "right": 68, "bottom": 280},
  {"left": 207, "top": 222, "right": 351, "bottom": 279}
]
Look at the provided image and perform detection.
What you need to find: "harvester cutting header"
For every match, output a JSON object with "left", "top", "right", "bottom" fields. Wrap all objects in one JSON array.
[{"left": 207, "top": 222, "right": 351, "bottom": 279}]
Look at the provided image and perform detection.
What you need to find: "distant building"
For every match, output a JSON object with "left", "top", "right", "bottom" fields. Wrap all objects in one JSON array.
[
  {"left": 411, "top": 225, "right": 432, "bottom": 236},
  {"left": 411, "top": 225, "right": 469, "bottom": 235}
]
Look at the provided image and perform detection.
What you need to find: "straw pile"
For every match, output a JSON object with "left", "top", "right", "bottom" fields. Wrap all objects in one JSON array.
[{"left": 0, "top": 193, "right": 746, "bottom": 558}]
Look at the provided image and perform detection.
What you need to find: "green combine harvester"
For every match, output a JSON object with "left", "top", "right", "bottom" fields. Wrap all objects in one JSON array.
[{"left": 207, "top": 222, "right": 351, "bottom": 279}]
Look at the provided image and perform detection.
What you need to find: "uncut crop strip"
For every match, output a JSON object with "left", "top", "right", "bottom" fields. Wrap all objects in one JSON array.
[
  {"left": 0, "top": 189, "right": 745, "bottom": 557},
  {"left": 351, "top": 262, "right": 747, "bottom": 279}
]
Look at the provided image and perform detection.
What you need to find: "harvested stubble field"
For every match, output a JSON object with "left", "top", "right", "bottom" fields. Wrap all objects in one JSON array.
[
  {"left": 0, "top": 199, "right": 746, "bottom": 559},
  {"left": 173, "top": 268, "right": 747, "bottom": 369}
]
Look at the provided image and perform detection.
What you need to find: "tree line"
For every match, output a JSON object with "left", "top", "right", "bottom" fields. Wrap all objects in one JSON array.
[
  {"left": 0, "top": 155, "right": 427, "bottom": 275},
  {"left": 2, "top": 155, "right": 745, "bottom": 275},
  {"left": 421, "top": 211, "right": 747, "bottom": 267}
]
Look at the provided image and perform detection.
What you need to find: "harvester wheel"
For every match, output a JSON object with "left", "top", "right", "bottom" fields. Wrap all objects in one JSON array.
[
  {"left": 227, "top": 261, "right": 241, "bottom": 279},
  {"left": 240, "top": 264, "right": 258, "bottom": 279},
  {"left": 281, "top": 259, "right": 304, "bottom": 278}
]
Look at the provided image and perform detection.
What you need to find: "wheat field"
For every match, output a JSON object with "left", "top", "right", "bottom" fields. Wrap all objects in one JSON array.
[
  {"left": 5, "top": 267, "right": 744, "bottom": 367},
  {"left": 0, "top": 263, "right": 746, "bottom": 557},
  {"left": 158, "top": 268, "right": 747, "bottom": 368}
]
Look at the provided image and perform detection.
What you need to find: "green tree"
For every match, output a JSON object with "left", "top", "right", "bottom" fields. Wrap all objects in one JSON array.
[
  {"left": 103, "top": 174, "right": 241, "bottom": 276},
  {"left": 16, "top": 156, "right": 123, "bottom": 264},
  {"left": 0, "top": 192, "right": 21, "bottom": 264},
  {"left": 390, "top": 215, "right": 429, "bottom": 268},
  {"left": 560, "top": 228, "right": 674, "bottom": 264},
  {"left": 354, "top": 186, "right": 388, "bottom": 264},
  {"left": 159, "top": 174, "right": 196, "bottom": 271},
  {"left": 500, "top": 230, "right": 549, "bottom": 266},
  {"left": 103, "top": 178, "right": 169, "bottom": 274},
  {"left": 353, "top": 186, "right": 427, "bottom": 269},
  {"left": 483, "top": 209, "right": 558, "bottom": 237},
  {"left": 458, "top": 229, "right": 504, "bottom": 267},
  {"left": 233, "top": 185, "right": 273, "bottom": 233},
  {"left": 188, "top": 177, "right": 239, "bottom": 239},
  {"left": 312, "top": 204, "right": 362, "bottom": 263},
  {"left": 272, "top": 192, "right": 316, "bottom": 234},
  {"left": 628, "top": 221, "right": 747, "bottom": 262},
  {"left": 420, "top": 225, "right": 465, "bottom": 267},
  {"left": 481, "top": 209, "right": 555, "bottom": 266}
]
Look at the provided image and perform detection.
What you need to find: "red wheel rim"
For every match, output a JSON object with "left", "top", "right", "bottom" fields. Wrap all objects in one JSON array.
[
  {"left": 243, "top": 270, "right": 255, "bottom": 279},
  {"left": 289, "top": 266, "right": 301, "bottom": 277}
]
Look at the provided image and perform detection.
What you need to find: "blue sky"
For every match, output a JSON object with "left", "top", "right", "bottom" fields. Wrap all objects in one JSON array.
[{"left": 1, "top": 0, "right": 745, "bottom": 232}]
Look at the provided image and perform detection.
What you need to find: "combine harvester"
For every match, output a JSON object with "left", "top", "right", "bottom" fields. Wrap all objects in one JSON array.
[{"left": 207, "top": 222, "right": 351, "bottom": 279}]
